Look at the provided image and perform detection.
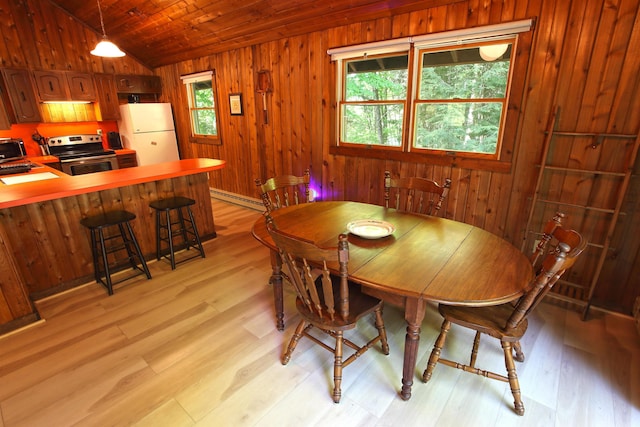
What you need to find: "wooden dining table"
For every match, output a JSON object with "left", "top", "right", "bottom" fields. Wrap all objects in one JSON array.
[{"left": 251, "top": 201, "right": 533, "bottom": 400}]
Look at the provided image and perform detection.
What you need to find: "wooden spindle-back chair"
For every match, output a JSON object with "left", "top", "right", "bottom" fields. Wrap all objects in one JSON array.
[
  {"left": 265, "top": 214, "right": 389, "bottom": 403},
  {"left": 422, "top": 221, "right": 586, "bottom": 415},
  {"left": 255, "top": 169, "right": 310, "bottom": 213},
  {"left": 383, "top": 171, "right": 451, "bottom": 216}
]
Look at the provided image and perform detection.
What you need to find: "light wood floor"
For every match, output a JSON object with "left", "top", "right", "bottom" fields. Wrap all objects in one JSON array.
[{"left": 1, "top": 199, "right": 638, "bottom": 427}]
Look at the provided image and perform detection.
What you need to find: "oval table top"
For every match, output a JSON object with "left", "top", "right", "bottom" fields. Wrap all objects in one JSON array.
[{"left": 252, "top": 201, "right": 533, "bottom": 306}]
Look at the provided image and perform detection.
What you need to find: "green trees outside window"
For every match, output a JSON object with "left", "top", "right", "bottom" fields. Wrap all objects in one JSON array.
[{"left": 340, "top": 43, "right": 512, "bottom": 156}]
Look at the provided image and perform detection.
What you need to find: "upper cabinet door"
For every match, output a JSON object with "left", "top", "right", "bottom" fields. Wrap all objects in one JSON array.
[
  {"left": 33, "top": 70, "right": 68, "bottom": 101},
  {"left": 66, "top": 72, "right": 96, "bottom": 101},
  {"left": 94, "top": 73, "right": 120, "bottom": 120},
  {"left": 116, "top": 75, "right": 161, "bottom": 94},
  {"left": 1, "top": 68, "right": 41, "bottom": 123},
  {"left": 33, "top": 70, "right": 97, "bottom": 102}
]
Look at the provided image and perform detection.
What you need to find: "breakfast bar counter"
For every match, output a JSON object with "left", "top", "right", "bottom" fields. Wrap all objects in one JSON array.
[{"left": 0, "top": 158, "right": 225, "bottom": 333}]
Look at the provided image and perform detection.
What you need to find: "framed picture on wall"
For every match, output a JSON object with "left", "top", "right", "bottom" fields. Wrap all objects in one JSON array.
[{"left": 229, "top": 93, "right": 243, "bottom": 116}]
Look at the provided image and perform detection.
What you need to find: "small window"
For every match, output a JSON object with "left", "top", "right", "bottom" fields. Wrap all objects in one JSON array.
[
  {"left": 181, "top": 71, "right": 221, "bottom": 144},
  {"left": 341, "top": 54, "right": 409, "bottom": 147}
]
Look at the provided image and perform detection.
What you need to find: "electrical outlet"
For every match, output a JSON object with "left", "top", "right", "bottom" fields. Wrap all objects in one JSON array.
[{"left": 97, "top": 129, "right": 102, "bottom": 135}]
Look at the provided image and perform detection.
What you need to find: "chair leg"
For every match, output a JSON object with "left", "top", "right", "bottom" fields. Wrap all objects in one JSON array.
[
  {"left": 501, "top": 341, "right": 525, "bottom": 416},
  {"left": 422, "top": 319, "right": 451, "bottom": 382},
  {"left": 374, "top": 307, "right": 390, "bottom": 355},
  {"left": 333, "top": 331, "right": 344, "bottom": 403},
  {"left": 165, "top": 210, "right": 176, "bottom": 270},
  {"left": 513, "top": 341, "right": 525, "bottom": 362},
  {"left": 155, "top": 210, "right": 162, "bottom": 261},
  {"left": 125, "top": 222, "right": 151, "bottom": 279},
  {"left": 186, "top": 207, "right": 205, "bottom": 258},
  {"left": 282, "top": 320, "right": 307, "bottom": 365},
  {"left": 97, "top": 229, "right": 114, "bottom": 296},
  {"left": 470, "top": 331, "right": 481, "bottom": 367}
]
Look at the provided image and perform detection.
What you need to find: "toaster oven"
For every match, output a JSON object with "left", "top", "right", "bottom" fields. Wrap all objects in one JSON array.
[{"left": 0, "top": 138, "right": 26, "bottom": 162}]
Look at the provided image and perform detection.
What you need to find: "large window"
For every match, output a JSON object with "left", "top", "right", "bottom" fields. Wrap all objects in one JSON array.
[
  {"left": 181, "top": 71, "right": 220, "bottom": 144},
  {"left": 413, "top": 43, "right": 512, "bottom": 155},
  {"left": 329, "top": 20, "right": 532, "bottom": 169}
]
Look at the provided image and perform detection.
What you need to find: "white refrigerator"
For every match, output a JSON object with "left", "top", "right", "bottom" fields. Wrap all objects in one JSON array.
[{"left": 117, "top": 103, "right": 180, "bottom": 166}]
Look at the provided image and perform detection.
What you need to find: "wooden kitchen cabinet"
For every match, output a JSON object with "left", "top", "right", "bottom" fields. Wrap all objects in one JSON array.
[
  {"left": 94, "top": 73, "right": 120, "bottom": 120},
  {"left": 0, "top": 85, "right": 12, "bottom": 129},
  {"left": 0, "top": 68, "right": 42, "bottom": 123},
  {"left": 33, "top": 70, "right": 96, "bottom": 102},
  {"left": 66, "top": 72, "right": 97, "bottom": 101},
  {"left": 116, "top": 74, "right": 161, "bottom": 94},
  {"left": 116, "top": 152, "right": 138, "bottom": 168}
]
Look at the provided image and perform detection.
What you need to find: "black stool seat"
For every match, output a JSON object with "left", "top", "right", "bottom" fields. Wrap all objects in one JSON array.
[
  {"left": 149, "top": 196, "right": 205, "bottom": 270},
  {"left": 80, "top": 210, "right": 137, "bottom": 230},
  {"left": 80, "top": 209, "right": 151, "bottom": 295},
  {"left": 149, "top": 196, "right": 196, "bottom": 211}
]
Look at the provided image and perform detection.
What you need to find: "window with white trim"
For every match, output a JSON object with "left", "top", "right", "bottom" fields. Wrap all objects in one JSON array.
[
  {"left": 329, "top": 20, "right": 532, "bottom": 165},
  {"left": 181, "top": 71, "right": 220, "bottom": 144}
]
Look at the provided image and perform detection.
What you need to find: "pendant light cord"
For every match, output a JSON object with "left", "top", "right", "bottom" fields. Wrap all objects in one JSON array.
[{"left": 96, "top": 0, "right": 107, "bottom": 37}]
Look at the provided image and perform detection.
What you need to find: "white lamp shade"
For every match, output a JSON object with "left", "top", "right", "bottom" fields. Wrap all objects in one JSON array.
[
  {"left": 91, "top": 38, "right": 125, "bottom": 57},
  {"left": 479, "top": 44, "right": 509, "bottom": 61}
]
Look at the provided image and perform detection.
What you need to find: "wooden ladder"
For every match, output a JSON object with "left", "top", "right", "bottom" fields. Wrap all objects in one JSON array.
[{"left": 523, "top": 108, "right": 639, "bottom": 319}]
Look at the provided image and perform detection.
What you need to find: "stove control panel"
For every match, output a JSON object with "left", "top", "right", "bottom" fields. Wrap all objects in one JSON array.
[{"left": 46, "top": 134, "right": 103, "bottom": 147}]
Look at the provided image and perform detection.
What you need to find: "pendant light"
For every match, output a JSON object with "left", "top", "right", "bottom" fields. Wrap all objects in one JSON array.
[{"left": 90, "top": 0, "right": 125, "bottom": 58}]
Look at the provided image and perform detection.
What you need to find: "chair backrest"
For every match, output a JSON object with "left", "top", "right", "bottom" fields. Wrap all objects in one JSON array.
[
  {"left": 255, "top": 169, "right": 310, "bottom": 213},
  {"left": 265, "top": 214, "right": 350, "bottom": 321},
  {"left": 384, "top": 171, "right": 452, "bottom": 216},
  {"left": 506, "top": 227, "right": 586, "bottom": 330}
]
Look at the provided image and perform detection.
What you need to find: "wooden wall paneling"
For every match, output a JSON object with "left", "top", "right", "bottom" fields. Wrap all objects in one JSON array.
[
  {"left": 462, "top": 169, "right": 490, "bottom": 229},
  {"left": 1, "top": 207, "right": 37, "bottom": 292},
  {"left": 293, "top": 34, "right": 311, "bottom": 176},
  {"left": 119, "top": 184, "right": 152, "bottom": 255},
  {"left": 7, "top": 0, "right": 39, "bottom": 68},
  {"left": 588, "top": 0, "right": 637, "bottom": 130},
  {"left": 309, "top": 31, "right": 326, "bottom": 201},
  {"left": 263, "top": 40, "right": 281, "bottom": 182},
  {"left": 613, "top": 15, "right": 640, "bottom": 132},
  {"left": 276, "top": 37, "right": 293, "bottom": 177},
  {"left": 33, "top": 0, "right": 68, "bottom": 70},
  {"left": 61, "top": 12, "right": 89, "bottom": 71},
  {"left": 443, "top": 2, "right": 466, "bottom": 32},
  {"left": 505, "top": 0, "right": 566, "bottom": 246},
  {"left": 51, "top": 196, "right": 86, "bottom": 280},
  {"left": 238, "top": 45, "right": 258, "bottom": 196},
  {"left": 536, "top": 0, "right": 582, "bottom": 227},
  {"left": 0, "top": 220, "right": 34, "bottom": 321},
  {"left": 25, "top": 202, "right": 67, "bottom": 293}
]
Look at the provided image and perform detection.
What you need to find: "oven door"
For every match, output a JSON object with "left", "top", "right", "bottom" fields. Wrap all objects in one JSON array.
[{"left": 61, "top": 155, "right": 119, "bottom": 175}]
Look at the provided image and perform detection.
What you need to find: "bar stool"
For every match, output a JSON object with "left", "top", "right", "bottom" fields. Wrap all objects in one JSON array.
[
  {"left": 80, "top": 210, "right": 152, "bottom": 295},
  {"left": 149, "top": 196, "right": 205, "bottom": 270}
]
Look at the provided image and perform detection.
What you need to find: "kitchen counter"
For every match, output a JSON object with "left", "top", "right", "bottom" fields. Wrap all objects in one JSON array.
[
  {"left": 0, "top": 158, "right": 226, "bottom": 334},
  {"left": 0, "top": 158, "right": 225, "bottom": 209}
]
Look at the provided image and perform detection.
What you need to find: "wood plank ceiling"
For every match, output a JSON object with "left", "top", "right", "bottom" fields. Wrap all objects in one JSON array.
[{"left": 48, "top": 0, "right": 465, "bottom": 68}]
